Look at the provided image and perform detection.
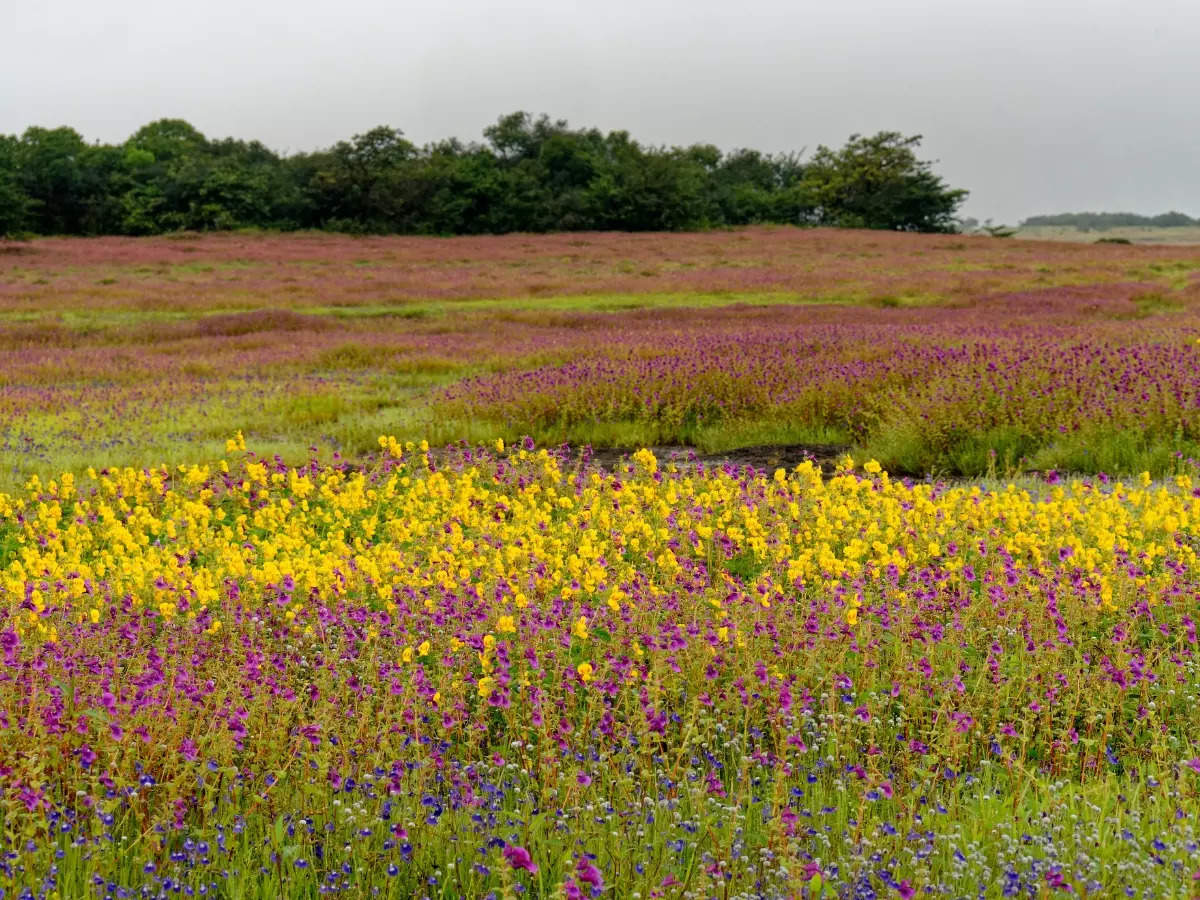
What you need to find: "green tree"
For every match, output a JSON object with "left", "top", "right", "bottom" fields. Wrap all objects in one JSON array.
[
  {"left": 116, "top": 119, "right": 211, "bottom": 234},
  {"left": 126, "top": 119, "right": 208, "bottom": 164},
  {"left": 588, "top": 134, "right": 709, "bottom": 231},
  {"left": 304, "top": 126, "right": 416, "bottom": 231},
  {"left": 169, "top": 138, "right": 300, "bottom": 230},
  {"left": 801, "top": 132, "right": 967, "bottom": 233},
  {"left": 0, "top": 134, "right": 32, "bottom": 236},
  {"left": 710, "top": 148, "right": 795, "bottom": 224},
  {"left": 18, "top": 126, "right": 92, "bottom": 233},
  {"left": 389, "top": 141, "right": 507, "bottom": 234}
]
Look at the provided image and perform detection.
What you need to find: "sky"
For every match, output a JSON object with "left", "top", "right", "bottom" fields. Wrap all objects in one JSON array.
[{"left": 3, "top": 0, "right": 1198, "bottom": 225}]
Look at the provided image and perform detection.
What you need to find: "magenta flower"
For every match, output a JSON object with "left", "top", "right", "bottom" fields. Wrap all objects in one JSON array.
[
  {"left": 502, "top": 844, "right": 537, "bottom": 873},
  {"left": 575, "top": 856, "right": 604, "bottom": 890}
]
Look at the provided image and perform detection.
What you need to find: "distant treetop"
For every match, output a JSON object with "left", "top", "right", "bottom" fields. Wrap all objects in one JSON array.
[{"left": 1021, "top": 211, "right": 1198, "bottom": 230}]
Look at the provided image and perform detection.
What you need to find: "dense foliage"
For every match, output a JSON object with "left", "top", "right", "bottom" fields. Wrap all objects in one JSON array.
[
  {"left": 0, "top": 114, "right": 967, "bottom": 237},
  {"left": 1021, "top": 211, "right": 1199, "bottom": 230}
]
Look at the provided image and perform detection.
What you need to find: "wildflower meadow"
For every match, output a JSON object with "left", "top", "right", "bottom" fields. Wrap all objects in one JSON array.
[{"left": 1, "top": 228, "right": 1200, "bottom": 898}]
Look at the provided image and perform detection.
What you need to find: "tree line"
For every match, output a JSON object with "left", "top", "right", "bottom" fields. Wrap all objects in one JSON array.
[
  {"left": 1021, "top": 211, "right": 1198, "bottom": 230},
  {"left": 0, "top": 112, "right": 968, "bottom": 238}
]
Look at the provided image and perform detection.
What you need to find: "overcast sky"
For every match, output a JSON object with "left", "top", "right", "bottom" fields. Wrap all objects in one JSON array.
[{"left": 3, "top": 0, "right": 1198, "bottom": 224}]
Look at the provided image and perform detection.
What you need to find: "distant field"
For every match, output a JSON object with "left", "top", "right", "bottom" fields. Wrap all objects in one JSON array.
[
  {"left": 4, "top": 226, "right": 1200, "bottom": 485},
  {"left": 1017, "top": 224, "right": 1200, "bottom": 244}
]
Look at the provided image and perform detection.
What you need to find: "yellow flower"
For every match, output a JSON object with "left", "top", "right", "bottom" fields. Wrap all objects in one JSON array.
[
  {"left": 632, "top": 448, "right": 658, "bottom": 474},
  {"left": 576, "top": 662, "right": 594, "bottom": 683},
  {"left": 572, "top": 616, "right": 589, "bottom": 640}
]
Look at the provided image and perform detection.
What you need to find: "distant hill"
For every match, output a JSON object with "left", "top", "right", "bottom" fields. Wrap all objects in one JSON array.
[{"left": 1020, "top": 211, "right": 1198, "bottom": 230}]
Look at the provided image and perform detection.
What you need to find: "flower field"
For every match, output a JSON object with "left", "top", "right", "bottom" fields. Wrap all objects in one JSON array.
[
  {"left": 3, "top": 228, "right": 1200, "bottom": 484},
  {"left": 1, "top": 437, "right": 1199, "bottom": 898},
  {"left": 2, "top": 228, "right": 1200, "bottom": 897}
]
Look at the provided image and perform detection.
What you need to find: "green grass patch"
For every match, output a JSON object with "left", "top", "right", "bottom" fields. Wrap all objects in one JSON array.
[{"left": 1029, "top": 429, "right": 1200, "bottom": 476}]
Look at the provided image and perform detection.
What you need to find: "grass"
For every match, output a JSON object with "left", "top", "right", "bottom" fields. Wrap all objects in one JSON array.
[
  {"left": 0, "top": 290, "right": 873, "bottom": 333},
  {"left": 7, "top": 753, "right": 1195, "bottom": 898},
  {"left": 859, "top": 423, "right": 1200, "bottom": 480},
  {"left": 1017, "top": 224, "right": 1200, "bottom": 245}
]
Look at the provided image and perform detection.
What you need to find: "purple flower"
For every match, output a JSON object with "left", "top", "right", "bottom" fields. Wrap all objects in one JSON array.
[
  {"left": 1045, "top": 868, "right": 1073, "bottom": 892},
  {"left": 575, "top": 856, "right": 604, "bottom": 890},
  {"left": 503, "top": 844, "right": 538, "bottom": 873}
]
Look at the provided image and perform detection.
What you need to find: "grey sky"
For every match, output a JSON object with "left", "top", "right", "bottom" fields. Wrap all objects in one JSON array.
[{"left": 4, "top": 0, "right": 1198, "bottom": 224}]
